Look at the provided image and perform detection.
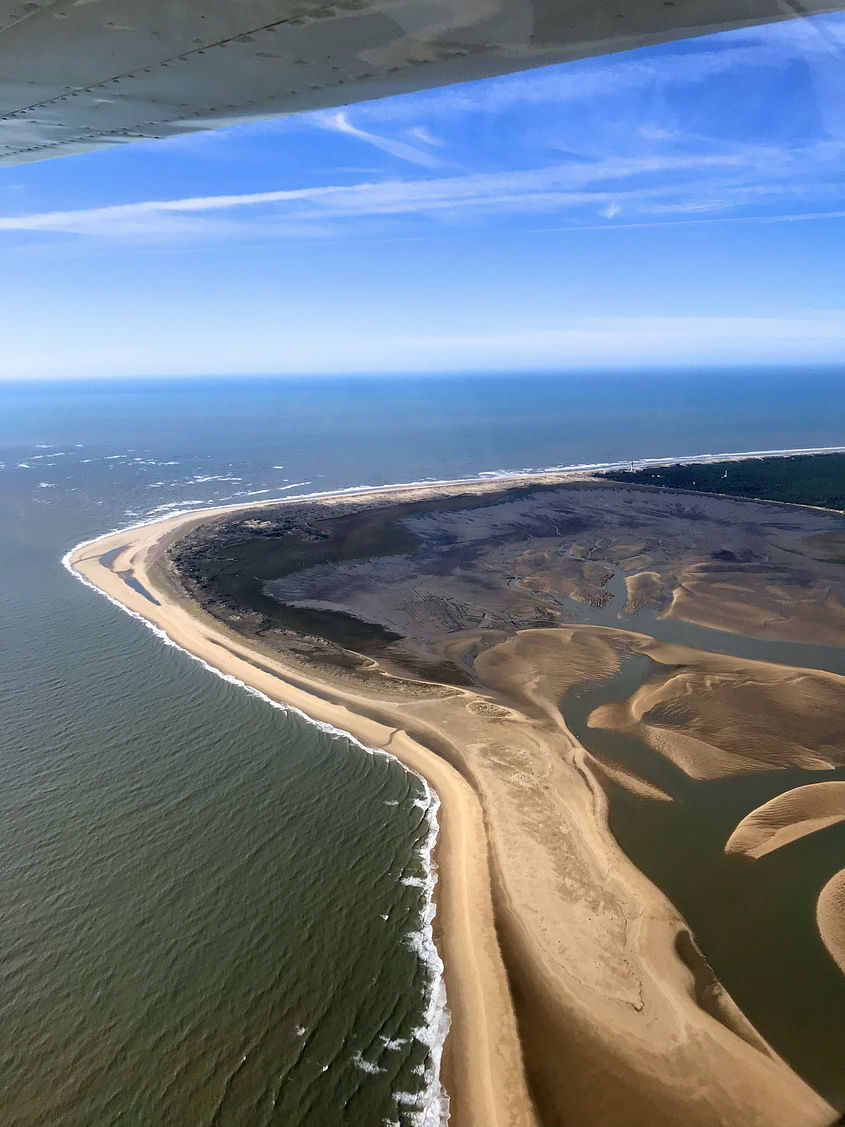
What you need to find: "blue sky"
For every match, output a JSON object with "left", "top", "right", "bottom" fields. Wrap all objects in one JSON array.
[{"left": 1, "top": 12, "right": 844, "bottom": 378}]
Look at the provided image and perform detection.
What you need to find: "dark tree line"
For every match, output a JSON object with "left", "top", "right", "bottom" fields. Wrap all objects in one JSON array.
[{"left": 602, "top": 453, "right": 845, "bottom": 511}]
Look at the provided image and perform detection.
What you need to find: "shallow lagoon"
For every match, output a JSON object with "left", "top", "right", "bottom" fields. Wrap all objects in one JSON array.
[{"left": 562, "top": 642, "right": 845, "bottom": 1107}]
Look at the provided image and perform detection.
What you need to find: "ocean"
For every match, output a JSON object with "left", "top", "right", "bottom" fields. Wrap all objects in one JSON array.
[{"left": 1, "top": 367, "right": 843, "bottom": 1126}]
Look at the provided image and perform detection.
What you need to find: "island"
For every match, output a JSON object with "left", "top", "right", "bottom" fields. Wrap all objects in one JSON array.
[{"left": 69, "top": 466, "right": 845, "bottom": 1127}]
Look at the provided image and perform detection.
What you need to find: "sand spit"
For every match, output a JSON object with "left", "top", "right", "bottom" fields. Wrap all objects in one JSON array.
[
  {"left": 67, "top": 473, "right": 839, "bottom": 1127},
  {"left": 726, "top": 783, "right": 845, "bottom": 859},
  {"left": 817, "top": 869, "right": 845, "bottom": 974},
  {"left": 68, "top": 504, "right": 534, "bottom": 1127}
]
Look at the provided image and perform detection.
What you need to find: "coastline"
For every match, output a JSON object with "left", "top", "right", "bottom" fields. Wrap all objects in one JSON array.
[
  {"left": 66, "top": 495, "right": 539, "bottom": 1127},
  {"left": 65, "top": 459, "right": 841, "bottom": 1127},
  {"left": 96, "top": 442, "right": 845, "bottom": 532}
]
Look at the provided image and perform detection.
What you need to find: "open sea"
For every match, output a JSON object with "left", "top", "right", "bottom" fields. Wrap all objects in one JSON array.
[{"left": 1, "top": 368, "right": 843, "bottom": 1126}]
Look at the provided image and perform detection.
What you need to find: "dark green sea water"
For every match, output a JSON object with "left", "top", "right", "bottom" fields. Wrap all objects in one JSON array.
[{"left": 1, "top": 370, "right": 843, "bottom": 1125}]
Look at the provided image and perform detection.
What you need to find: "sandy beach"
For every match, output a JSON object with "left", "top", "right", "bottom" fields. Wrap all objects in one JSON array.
[
  {"left": 68, "top": 471, "right": 842, "bottom": 1127},
  {"left": 69, "top": 496, "right": 535, "bottom": 1127}
]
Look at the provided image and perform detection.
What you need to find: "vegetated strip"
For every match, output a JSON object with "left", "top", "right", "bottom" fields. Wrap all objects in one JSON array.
[{"left": 599, "top": 452, "right": 845, "bottom": 511}]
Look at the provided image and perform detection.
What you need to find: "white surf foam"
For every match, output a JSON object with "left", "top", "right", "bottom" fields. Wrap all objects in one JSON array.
[
  {"left": 353, "top": 1050, "right": 387, "bottom": 1075},
  {"left": 145, "top": 498, "right": 212, "bottom": 516},
  {"left": 398, "top": 776, "right": 451, "bottom": 1127},
  {"left": 380, "top": 1036, "right": 409, "bottom": 1051},
  {"left": 134, "top": 442, "right": 843, "bottom": 516},
  {"left": 188, "top": 474, "right": 244, "bottom": 484},
  {"left": 61, "top": 524, "right": 452, "bottom": 1127}
]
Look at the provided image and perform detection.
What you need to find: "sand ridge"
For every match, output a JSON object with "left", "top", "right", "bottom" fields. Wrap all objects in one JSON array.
[
  {"left": 817, "top": 869, "right": 845, "bottom": 974},
  {"left": 725, "top": 783, "right": 845, "bottom": 859}
]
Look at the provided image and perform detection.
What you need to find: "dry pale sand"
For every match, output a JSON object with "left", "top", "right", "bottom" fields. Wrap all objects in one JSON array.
[
  {"left": 816, "top": 869, "right": 845, "bottom": 974},
  {"left": 725, "top": 782, "right": 845, "bottom": 859},
  {"left": 69, "top": 481, "right": 838, "bottom": 1127}
]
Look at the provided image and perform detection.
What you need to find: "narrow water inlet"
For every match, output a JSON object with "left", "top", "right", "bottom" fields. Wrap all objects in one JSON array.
[{"left": 561, "top": 649, "right": 845, "bottom": 1107}]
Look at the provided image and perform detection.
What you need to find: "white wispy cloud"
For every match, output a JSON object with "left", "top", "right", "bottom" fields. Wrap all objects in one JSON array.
[
  {"left": 3, "top": 142, "right": 830, "bottom": 239},
  {"left": 315, "top": 111, "right": 448, "bottom": 168},
  {"left": 407, "top": 125, "right": 443, "bottom": 147},
  {"left": 134, "top": 11, "right": 845, "bottom": 180},
  {"left": 398, "top": 313, "right": 845, "bottom": 365}
]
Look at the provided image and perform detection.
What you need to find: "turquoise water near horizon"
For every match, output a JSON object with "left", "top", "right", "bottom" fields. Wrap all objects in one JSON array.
[{"left": 1, "top": 368, "right": 843, "bottom": 1125}]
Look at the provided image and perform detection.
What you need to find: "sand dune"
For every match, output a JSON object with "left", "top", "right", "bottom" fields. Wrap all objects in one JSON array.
[
  {"left": 817, "top": 869, "right": 845, "bottom": 975},
  {"left": 725, "top": 782, "right": 845, "bottom": 859}
]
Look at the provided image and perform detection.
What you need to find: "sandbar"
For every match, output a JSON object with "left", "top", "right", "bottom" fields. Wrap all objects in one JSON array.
[{"left": 725, "top": 782, "right": 845, "bottom": 859}]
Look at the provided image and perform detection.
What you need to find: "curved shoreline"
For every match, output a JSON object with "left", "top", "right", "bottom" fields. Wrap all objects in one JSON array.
[
  {"left": 91, "top": 442, "right": 845, "bottom": 532},
  {"left": 65, "top": 465, "right": 840, "bottom": 1127},
  {"left": 66, "top": 500, "right": 536, "bottom": 1127}
]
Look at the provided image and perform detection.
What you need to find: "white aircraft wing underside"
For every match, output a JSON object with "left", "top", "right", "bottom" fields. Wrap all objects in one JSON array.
[{"left": 0, "top": 0, "right": 840, "bottom": 165}]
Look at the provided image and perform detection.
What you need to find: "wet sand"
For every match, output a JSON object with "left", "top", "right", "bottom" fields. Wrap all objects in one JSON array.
[
  {"left": 588, "top": 648, "right": 845, "bottom": 780},
  {"left": 68, "top": 473, "right": 842, "bottom": 1127}
]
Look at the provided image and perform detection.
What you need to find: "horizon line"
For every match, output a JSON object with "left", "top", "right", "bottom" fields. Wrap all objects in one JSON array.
[{"left": 3, "top": 360, "right": 845, "bottom": 384}]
